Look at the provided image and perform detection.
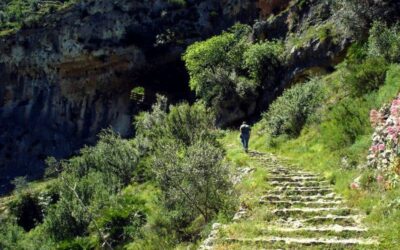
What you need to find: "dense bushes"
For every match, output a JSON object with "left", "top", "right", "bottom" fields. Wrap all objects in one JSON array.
[
  {"left": 321, "top": 97, "right": 371, "bottom": 150},
  {"left": 136, "top": 98, "right": 217, "bottom": 148},
  {"left": 368, "top": 21, "right": 400, "bottom": 63},
  {"left": 40, "top": 131, "right": 143, "bottom": 246},
  {"left": 0, "top": 97, "right": 232, "bottom": 248},
  {"left": 342, "top": 57, "right": 388, "bottom": 96},
  {"left": 0, "top": 217, "right": 27, "bottom": 250},
  {"left": 243, "top": 41, "right": 284, "bottom": 83},
  {"left": 183, "top": 24, "right": 283, "bottom": 124},
  {"left": 263, "top": 79, "right": 322, "bottom": 138},
  {"left": 135, "top": 98, "right": 234, "bottom": 237},
  {"left": 0, "top": 0, "right": 78, "bottom": 34},
  {"left": 183, "top": 25, "right": 251, "bottom": 104}
]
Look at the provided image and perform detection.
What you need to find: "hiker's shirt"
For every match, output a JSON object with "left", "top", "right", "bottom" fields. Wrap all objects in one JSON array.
[{"left": 240, "top": 125, "right": 251, "bottom": 138}]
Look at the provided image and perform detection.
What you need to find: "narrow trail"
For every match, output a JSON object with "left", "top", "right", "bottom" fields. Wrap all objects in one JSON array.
[{"left": 209, "top": 152, "right": 379, "bottom": 250}]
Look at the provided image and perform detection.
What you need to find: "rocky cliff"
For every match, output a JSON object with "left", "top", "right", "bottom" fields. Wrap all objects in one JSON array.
[{"left": 0, "top": 0, "right": 278, "bottom": 193}]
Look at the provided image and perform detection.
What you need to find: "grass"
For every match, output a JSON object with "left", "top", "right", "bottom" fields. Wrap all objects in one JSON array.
[
  {"left": 220, "top": 130, "right": 270, "bottom": 208},
  {"left": 285, "top": 21, "right": 340, "bottom": 51}
]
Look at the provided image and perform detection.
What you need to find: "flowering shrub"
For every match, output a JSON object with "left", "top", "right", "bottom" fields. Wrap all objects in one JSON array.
[{"left": 367, "top": 94, "right": 400, "bottom": 188}]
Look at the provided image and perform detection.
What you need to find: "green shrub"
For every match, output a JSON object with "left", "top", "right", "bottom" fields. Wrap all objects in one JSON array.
[
  {"left": 0, "top": 217, "right": 26, "bottom": 250},
  {"left": 136, "top": 99, "right": 218, "bottom": 150},
  {"left": 342, "top": 56, "right": 388, "bottom": 96},
  {"left": 183, "top": 25, "right": 250, "bottom": 103},
  {"left": 56, "top": 237, "right": 97, "bottom": 250},
  {"left": 368, "top": 21, "right": 400, "bottom": 63},
  {"left": 130, "top": 86, "right": 145, "bottom": 103},
  {"left": 376, "top": 64, "right": 400, "bottom": 105},
  {"left": 41, "top": 130, "right": 141, "bottom": 245},
  {"left": 263, "top": 78, "right": 322, "bottom": 137},
  {"left": 79, "top": 130, "right": 139, "bottom": 186},
  {"left": 243, "top": 41, "right": 284, "bottom": 83},
  {"left": 42, "top": 172, "right": 109, "bottom": 241},
  {"left": 0, "top": 0, "right": 79, "bottom": 35},
  {"left": 136, "top": 100, "right": 233, "bottom": 237},
  {"left": 321, "top": 97, "right": 372, "bottom": 149},
  {"left": 153, "top": 140, "right": 231, "bottom": 226},
  {"left": 183, "top": 24, "right": 286, "bottom": 125},
  {"left": 134, "top": 95, "right": 168, "bottom": 161},
  {"left": 97, "top": 194, "right": 147, "bottom": 246},
  {"left": 346, "top": 42, "right": 368, "bottom": 63},
  {"left": 11, "top": 176, "right": 28, "bottom": 192}
]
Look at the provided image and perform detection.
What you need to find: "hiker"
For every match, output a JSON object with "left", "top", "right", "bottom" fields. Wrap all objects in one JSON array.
[{"left": 240, "top": 121, "right": 251, "bottom": 152}]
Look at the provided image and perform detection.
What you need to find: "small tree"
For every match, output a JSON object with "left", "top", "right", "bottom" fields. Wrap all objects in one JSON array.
[
  {"left": 11, "top": 176, "right": 28, "bottom": 193},
  {"left": 136, "top": 100, "right": 233, "bottom": 228},
  {"left": 154, "top": 140, "right": 231, "bottom": 224},
  {"left": 42, "top": 130, "right": 141, "bottom": 248},
  {"left": 368, "top": 21, "right": 400, "bottom": 63},
  {"left": 243, "top": 41, "right": 284, "bottom": 83}
]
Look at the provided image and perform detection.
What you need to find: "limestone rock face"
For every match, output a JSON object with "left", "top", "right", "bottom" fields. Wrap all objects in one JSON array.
[{"left": 0, "top": 0, "right": 270, "bottom": 193}]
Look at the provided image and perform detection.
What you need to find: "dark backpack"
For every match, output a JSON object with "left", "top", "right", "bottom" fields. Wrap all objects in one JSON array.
[{"left": 240, "top": 125, "right": 250, "bottom": 136}]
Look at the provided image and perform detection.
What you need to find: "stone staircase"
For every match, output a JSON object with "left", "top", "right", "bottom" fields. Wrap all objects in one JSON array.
[{"left": 209, "top": 152, "right": 379, "bottom": 249}]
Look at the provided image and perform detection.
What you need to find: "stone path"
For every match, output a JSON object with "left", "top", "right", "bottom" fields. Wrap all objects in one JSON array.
[{"left": 208, "top": 152, "right": 378, "bottom": 249}]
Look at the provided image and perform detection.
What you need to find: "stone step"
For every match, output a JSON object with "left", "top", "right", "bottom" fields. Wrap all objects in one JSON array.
[
  {"left": 274, "top": 185, "right": 332, "bottom": 190},
  {"left": 269, "top": 180, "right": 330, "bottom": 187},
  {"left": 261, "top": 194, "right": 342, "bottom": 202},
  {"left": 223, "top": 236, "right": 378, "bottom": 247},
  {"left": 271, "top": 207, "right": 353, "bottom": 217},
  {"left": 260, "top": 225, "right": 368, "bottom": 238},
  {"left": 269, "top": 173, "right": 317, "bottom": 178},
  {"left": 208, "top": 153, "right": 378, "bottom": 250},
  {"left": 269, "top": 169, "right": 314, "bottom": 173},
  {"left": 260, "top": 200, "right": 343, "bottom": 208},
  {"left": 268, "top": 176, "right": 323, "bottom": 182},
  {"left": 272, "top": 186, "right": 333, "bottom": 192},
  {"left": 268, "top": 188, "right": 333, "bottom": 196},
  {"left": 297, "top": 215, "right": 363, "bottom": 226}
]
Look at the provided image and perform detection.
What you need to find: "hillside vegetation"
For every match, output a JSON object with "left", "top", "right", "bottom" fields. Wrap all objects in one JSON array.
[
  {"left": 1, "top": 0, "right": 400, "bottom": 249},
  {"left": 0, "top": 0, "right": 78, "bottom": 36}
]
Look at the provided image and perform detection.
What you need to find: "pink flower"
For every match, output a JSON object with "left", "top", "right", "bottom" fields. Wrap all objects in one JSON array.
[
  {"left": 369, "top": 110, "right": 381, "bottom": 127},
  {"left": 376, "top": 175, "right": 384, "bottom": 183},
  {"left": 386, "top": 126, "right": 399, "bottom": 141},
  {"left": 391, "top": 107, "right": 398, "bottom": 116},
  {"left": 387, "top": 126, "right": 396, "bottom": 134},
  {"left": 378, "top": 143, "right": 385, "bottom": 151},
  {"left": 350, "top": 182, "right": 359, "bottom": 190},
  {"left": 392, "top": 99, "right": 400, "bottom": 106},
  {"left": 370, "top": 145, "right": 379, "bottom": 153}
]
